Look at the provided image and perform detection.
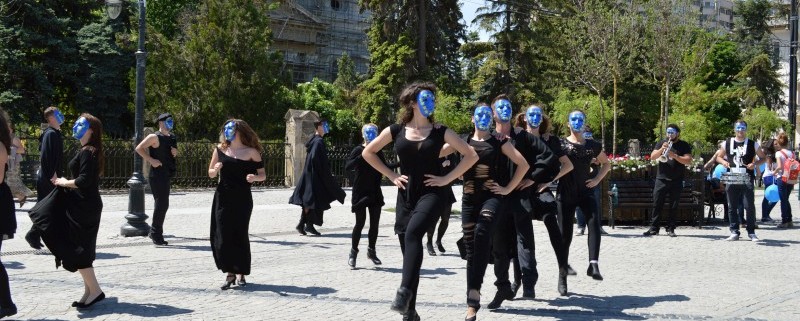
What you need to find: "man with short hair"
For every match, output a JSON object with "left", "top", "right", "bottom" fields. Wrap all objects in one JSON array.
[
  {"left": 135, "top": 113, "right": 178, "bottom": 246},
  {"left": 643, "top": 124, "right": 693, "bottom": 237},
  {"left": 26, "top": 107, "right": 65, "bottom": 249}
]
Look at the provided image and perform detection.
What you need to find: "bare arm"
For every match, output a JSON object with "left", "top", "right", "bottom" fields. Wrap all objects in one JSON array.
[
  {"left": 208, "top": 147, "right": 221, "bottom": 178},
  {"left": 439, "top": 143, "right": 455, "bottom": 158},
  {"left": 587, "top": 151, "right": 611, "bottom": 188},
  {"left": 553, "top": 155, "right": 574, "bottom": 182},
  {"left": 650, "top": 141, "right": 668, "bottom": 160},
  {"left": 246, "top": 149, "right": 266, "bottom": 183},
  {"left": 135, "top": 134, "right": 162, "bottom": 167},
  {"left": 363, "top": 128, "right": 407, "bottom": 188},
  {"left": 672, "top": 152, "right": 693, "bottom": 165},
  {"left": 715, "top": 147, "right": 730, "bottom": 168},
  {"left": 425, "top": 129, "right": 478, "bottom": 186}
]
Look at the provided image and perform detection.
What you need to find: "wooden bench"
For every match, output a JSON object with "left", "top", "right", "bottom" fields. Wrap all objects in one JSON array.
[{"left": 606, "top": 179, "right": 704, "bottom": 228}]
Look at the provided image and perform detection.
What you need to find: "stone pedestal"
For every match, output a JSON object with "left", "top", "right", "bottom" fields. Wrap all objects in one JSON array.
[{"left": 285, "top": 109, "right": 320, "bottom": 187}]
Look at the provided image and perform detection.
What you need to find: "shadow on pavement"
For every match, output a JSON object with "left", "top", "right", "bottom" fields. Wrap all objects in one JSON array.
[
  {"left": 372, "top": 266, "right": 458, "bottom": 276},
  {"left": 236, "top": 283, "right": 337, "bottom": 296},
  {"left": 95, "top": 252, "right": 130, "bottom": 260},
  {"left": 756, "top": 238, "right": 800, "bottom": 247},
  {"left": 168, "top": 244, "right": 212, "bottom": 252},
  {"left": 77, "top": 297, "right": 193, "bottom": 318},
  {"left": 494, "top": 293, "right": 690, "bottom": 321},
  {"left": 3, "top": 261, "right": 25, "bottom": 269}
]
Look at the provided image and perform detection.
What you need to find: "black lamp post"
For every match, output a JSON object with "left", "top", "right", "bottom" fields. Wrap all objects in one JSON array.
[
  {"left": 790, "top": 0, "right": 798, "bottom": 151},
  {"left": 106, "top": 0, "right": 151, "bottom": 236}
]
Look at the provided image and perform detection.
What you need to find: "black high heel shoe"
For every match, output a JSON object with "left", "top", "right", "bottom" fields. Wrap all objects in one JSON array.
[
  {"left": 220, "top": 274, "right": 236, "bottom": 290},
  {"left": 366, "top": 247, "right": 382, "bottom": 265},
  {"left": 426, "top": 242, "right": 437, "bottom": 256},
  {"left": 305, "top": 223, "right": 321, "bottom": 236},
  {"left": 587, "top": 263, "right": 603, "bottom": 281},
  {"left": 0, "top": 304, "right": 17, "bottom": 318},
  {"left": 237, "top": 275, "right": 247, "bottom": 286},
  {"left": 436, "top": 240, "right": 446, "bottom": 253},
  {"left": 391, "top": 287, "right": 413, "bottom": 313},
  {"left": 466, "top": 291, "right": 480, "bottom": 321},
  {"left": 76, "top": 292, "right": 105, "bottom": 309},
  {"left": 403, "top": 309, "right": 420, "bottom": 321}
]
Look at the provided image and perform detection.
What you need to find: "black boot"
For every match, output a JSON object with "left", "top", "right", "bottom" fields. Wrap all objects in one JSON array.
[
  {"left": 402, "top": 309, "right": 420, "bottom": 321},
  {"left": 558, "top": 267, "right": 568, "bottom": 296},
  {"left": 148, "top": 232, "right": 168, "bottom": 246},
  {"left": 25, "top": 229, "right": 43, "bottom": 250},
  {"left": 305, "top": 223, "right": 321, "bottom": 236},
  {"left": 391, "top": 287, "right": 413, "bottom": 313},
  {"left": 487, "top": 286, "right": 514, "bottom": 309},
  {"left": 566, "top": 264, "right": 577, "bottom": 276},
  {"left": 426, "top": 242, "right": 437, "bottom": 256},
  {"left": 296, "top": 216, "right": 306, "bottom": 235},
  {"left": 348, "top": 248, "right": 358, "bottom": 269},
  {"left": 587, "top": 262, "right": 603, "bottom": 281},
  {"left": 367, "top": 247, "right": 382, "bottom": 265}
]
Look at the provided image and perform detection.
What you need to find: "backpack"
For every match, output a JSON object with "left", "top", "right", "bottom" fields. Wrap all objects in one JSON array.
[{"left": 780, "top": 150, "right": 800, "bottom": 184}]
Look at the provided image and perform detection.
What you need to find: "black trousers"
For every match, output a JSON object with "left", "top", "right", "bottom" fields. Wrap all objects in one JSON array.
[
  {"left": 149, "top": 175, "right": 171, "bottom": 235},
  {"left": 649, "top": 178, "right": 682, "bottom": 231},
  {"left": 558, "top": 192, "right": 601, "bottom": 263},
  {"left": 0, "top": 239, "right": 13, "bottom": 309},
  {"left": 493, "top": 193, "right": 537, "bottom": 290},
  {"left": 531, "top": 189, "right": 567, "bottom": 269},
  {"left": 352, "top": 204, "right": 381, "bottom": 250},
  {"left": 462, "top": 193, "right": 502, "bottom": 293},
  {"left": 398, "top": 192, "right": 446, "bottom": 312},
  {"left": 426, "top": 203, "right": 451, "bottom": 244}
]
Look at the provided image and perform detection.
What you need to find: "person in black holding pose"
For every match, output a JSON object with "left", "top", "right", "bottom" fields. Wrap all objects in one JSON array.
[
  {"left": 363, "top": 82, "right": 478, "bottom": 321},
  {"left": 0, "top": 109, "right": 18, "bottom": 319},
  {"left": 557, "top": 110, "right": 611, "bottom": 282},
  {"left": 135, "top": 113, "right": 178, "bottom": 245},
  {"left": 488, "top": 97, "right": 558, "bottom": 309},
  {"left": 345, "top": 123, "right": 389, "bottom": 268},
  {"left": 643, "top": 124, "right": 693, "bottom": 237},
  {"left": 290, "top": 119, "right": 346, "bottom": 236},
  {"left": 25, "top": 106, "right": 65, "bottom": 250}
]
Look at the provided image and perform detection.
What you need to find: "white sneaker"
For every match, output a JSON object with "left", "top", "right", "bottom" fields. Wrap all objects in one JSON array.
[
  {"left": 748, "top": 234, "right": 761, "bottom": 242},
  {"left": 725, "top": 233, "right": 739, "bottom": 241},
  {"left": 575, "top": 227, "right": 585, "bottom": 236}
]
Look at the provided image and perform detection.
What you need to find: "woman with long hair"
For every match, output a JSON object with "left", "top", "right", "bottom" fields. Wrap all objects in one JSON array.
[
  {"left": 363, "top": 82, "right": 478, "bottom": 320},
  {"left": 0, "top": 109, "right": 18, "bottom": 318},
  {"left": 772, "top": 133, "right": 795, "bottom": 228},
  {"left": 556, "top": 110, "right": 611, "bottom": 282},
  {"left": 208, "top": 119, "right": 266, "bottom": 289},
  {"left": 5, "top": 122, "right": 33, "bottom": 208}
]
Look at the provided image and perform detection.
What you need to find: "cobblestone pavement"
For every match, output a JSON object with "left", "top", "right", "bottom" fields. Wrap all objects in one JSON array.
[{"left": 2, "top": 186, "right": 799, "bottom": 320}]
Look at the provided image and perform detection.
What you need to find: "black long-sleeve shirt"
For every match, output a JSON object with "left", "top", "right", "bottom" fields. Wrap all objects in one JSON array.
[{"left": 38, "top": 127, "right": 64, "bottom": 181}]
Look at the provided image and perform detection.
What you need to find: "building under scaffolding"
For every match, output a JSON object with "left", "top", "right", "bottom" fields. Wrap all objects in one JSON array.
[{"left": 269, "top": 0, "right": 370, "bottom": 84}]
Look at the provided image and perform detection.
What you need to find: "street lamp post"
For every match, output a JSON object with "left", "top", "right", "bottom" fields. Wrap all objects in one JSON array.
[
  {"left": 790, "top": 0, "right": 798, "bottom": 151},
  {"left": 106, "top": 0, "right": 151, "bottom": 236}
]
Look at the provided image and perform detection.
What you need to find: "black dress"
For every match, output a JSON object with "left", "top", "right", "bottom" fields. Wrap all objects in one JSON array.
[
  {"left": 289, "top": 135, "right": 346, "bottom": 225},
  {"left": 0, "top": 165, "right": 15, "bottom": 239},
  {"left": 210, "top": 148, "right": 263, "bottom": 275},
  {"left": 345, "top": 145, "right": 389, "bottom": 213},
  {"left": 30, "top": 148, "right": 103, "bottom": 272}
]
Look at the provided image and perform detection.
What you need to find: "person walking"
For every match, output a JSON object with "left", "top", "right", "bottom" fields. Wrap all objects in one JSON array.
[
  {"left": 25, "top": 107, "right": 65, "bottom": 250},
  {"left": 135, "top": 113, "right": 177, "bottom": 246},
  {"left": 772, "top": 133, "right": 795, "bottom": 228},
  {"left": 0, "top": 109, "right": 18, "bottom": 319}
]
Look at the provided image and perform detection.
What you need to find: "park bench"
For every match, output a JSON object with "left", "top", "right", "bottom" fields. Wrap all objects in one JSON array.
[{"left": 606, "top": 178, "right": 704, "bottom": 228}]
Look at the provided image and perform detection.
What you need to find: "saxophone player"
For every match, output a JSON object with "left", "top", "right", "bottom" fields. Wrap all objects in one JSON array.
[{"left": 643, "top": 124, "right": 693, "bottom": 237}]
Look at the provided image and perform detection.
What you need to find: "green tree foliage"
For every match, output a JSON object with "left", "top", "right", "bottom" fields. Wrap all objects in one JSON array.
[
  {"left": 733, "top": 0, "right": 773, "bottom": 58},
  {"left": 145, "top": 0, "right": 288, "bottom": 140},
  {"left": 147, "top": 0, "right": 200, "bottom": 39},
  {"left": 291, "top": 78, "right": 358, "bottom": 141},
  {"left": 550, "top": 89, "right": 609, "bottom": 138},
  {"left": 355, "top": 28, "right": 415, "bottom": 126},
  {"left": 734, "top": 54, "right": 785, "bottom": 111},
  {"left": 744, "top": 105, "right": 789, "bottom": 142}
]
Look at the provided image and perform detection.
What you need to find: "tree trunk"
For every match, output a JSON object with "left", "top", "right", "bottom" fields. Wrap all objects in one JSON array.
[
  {"left": 664, "top": 76, "right": 670, "bottom": 130},
  {"left": 613, "top": 76, "right": 618, "bottom": 157},
  {"left": 658, "top": 80, "right": 665, "bottom": 142},
  {"left": 417, "top": 0, "right": 427, "bottom": 75},
  {"left": 596, "top": 89, "right": 606, "bottom": 152}
]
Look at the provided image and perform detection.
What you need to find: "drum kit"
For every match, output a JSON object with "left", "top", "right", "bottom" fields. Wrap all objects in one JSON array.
[{"left": 720, "top": 145, "right": 751, "bottom": 185}]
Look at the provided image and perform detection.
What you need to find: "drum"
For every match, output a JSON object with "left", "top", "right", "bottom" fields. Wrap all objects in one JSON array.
[{"left": 720, "top": 172, "right": 750, "bottom": 185}]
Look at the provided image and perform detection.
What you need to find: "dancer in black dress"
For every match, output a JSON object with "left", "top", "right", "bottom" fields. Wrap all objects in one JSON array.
[
  {"left": 454, "top": 104, "right": 529, "bottom": 321},
  {"left": 289, "top": 119, "right": 346, "bottom": 236},
  {"left": 208, "top": 119, "right": 266, "bottom": 289},
  {"left": 345, "top": 123, "right": 391, "bottom": 268},
  {"left": 557, "top": 110, "right": 611, "bottom": 282},
  {"left": 135, "top": 113, "right": 177, "bottom": 245},
  {"left": 0, "top": 109, "right": 18, "bottom": 319},
  {"left": 31, "top": 114, "right": 106, "bottom": 308},
  {"left": 363, "top": 82, "right": 478, "bottom": 321}
]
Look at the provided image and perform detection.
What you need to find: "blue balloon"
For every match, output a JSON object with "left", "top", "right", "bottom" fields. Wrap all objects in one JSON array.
[
  {"left": 758, "top": 163, "right": 766, "bottom": 173},
  {"left": 765, "top": 184, "right": 780, "bottom": 203},
  {"left": 713, "top": 164, "right": 726, "bottom": 179}
]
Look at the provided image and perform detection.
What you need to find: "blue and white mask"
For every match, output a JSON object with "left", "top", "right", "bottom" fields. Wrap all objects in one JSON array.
[
  {"left": 582, "top": 131, "right": 594, "bottom": 140},
  {"left": 72, "top": 117, "right": 90, "bottom": 140},
  {"left": 526, "top": 106, "right": 543, "bottom": 128},
  {"left": 322, "top": 121, "right": 331, "bottom": 135},
  {"left": 666, "top": 127, "right": 678, "bottom": 140},
  {"left": 363, "top": 125, "right": 378, "bottom": 143},
  {"left": 569, "top": 111, "right": 586, "bottom": 133},
  {"left": 164, "top": 117, "right": 174, "bottom": 131},
  {"left": 734, "top": 122, "right": 747, "bottom": 133},
  {"left": 494, "top": 99, "right": 513, "bottom": 123},
  {"left": 54, "top": 109, "right": 65, "bottom": 125},
  {"left": 223, "top": 121, "right": 236, "bottom": 142},
  {"left": 473, "top": 106, "right": 493, "bottom": 132},
  {"left": 417, "top": 90, "right": 436, "bottom": 118}
]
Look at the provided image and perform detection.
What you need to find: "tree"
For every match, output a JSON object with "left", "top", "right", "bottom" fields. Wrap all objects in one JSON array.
[
  {"left": 734, "top": 53, "right": 785, "bottom": 111},
  {"left": 733, "top": 0, "right": 773, "bottom": 59},
  {"left": 147, "top": 0, "right": 200, "bottom": 39},
  {"left": 744, "top": 105, "right": 789, "bottom": 142}
]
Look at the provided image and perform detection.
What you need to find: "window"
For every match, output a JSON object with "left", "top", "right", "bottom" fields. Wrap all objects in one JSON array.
[{"left": 330, "top": 0, "right": 340, "bottom": 10}]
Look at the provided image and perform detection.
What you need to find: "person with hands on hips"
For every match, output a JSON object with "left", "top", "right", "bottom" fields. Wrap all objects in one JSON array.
[{"left": 135, "top": 113, "right": 178, "bottom": 246}]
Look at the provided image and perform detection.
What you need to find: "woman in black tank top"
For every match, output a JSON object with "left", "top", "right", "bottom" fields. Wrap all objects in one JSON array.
[{"left": 362, "top": 82, "right": 478, "bottom": 321}]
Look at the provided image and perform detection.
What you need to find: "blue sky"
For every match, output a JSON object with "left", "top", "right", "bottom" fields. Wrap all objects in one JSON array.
[{"left": 459, "top": 0, "right": 491, "bottom": 41}]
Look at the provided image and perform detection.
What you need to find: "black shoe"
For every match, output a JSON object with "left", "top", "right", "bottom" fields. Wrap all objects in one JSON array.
[
  {"left": 565, "top": 264, "right": 577, "bottom": 276},
  {"left": 521, "top": 287, "right": 535, "bottom": 299},
  {"left": 642, "top": 228, "right": 659, "bottom": 236},
  {"left": 348, "top": 248, "right": 358, "bottom": 269},
  {"left": 402, "top": 309, "right": 420, "bottom": 321},
  {"left": 558, "top": 267, "right": 568, "bottom": 296},
  {"left": 510, "top": 282, "right": 520, "bottom": 298},
  {"left": 25, "top": 230, "right": 43, "bottom": 250},
  {"left": 296, "top": 219, "right": 306, "bottom": 235},
  {"left": 305, "top": 224, "right": 321, "bottom": 236},
  {"left": 487, "top": 287, "right": 514, "bottom": 309},
  {"left": 426, "top": 242, "right": 437, "bottom": 256},
  {"left": 466, "top": 291, "right": 480, "bottom": 320},
  {"left": 667, "top": 230, "right": 677, "bottom": 237},
  {"left": 587, "top": 263, "right": 603, "bottom": 281},
  {"left": 148, "top": 232, "right": 168, "bottom": 246},
  {"left": 0, "top": 305, "right": 17, "bottom": 318},
  {"left": 76, "top": 292, "right": 105, "bottom": 309},
  {"left": 436, "top": 240, "right": 446, "bottom": 253},
  {"left": 367, "top": 247, "right": 382, "bottom": 265},
  {"left": 237, "top": 275, "right": 247, "bottom": 286},
  {"left": 391, "top": 287, "right": 413, "bottom": 314},
  {"left": 220, "top": 274, "right": 235, "bottom": 290}
]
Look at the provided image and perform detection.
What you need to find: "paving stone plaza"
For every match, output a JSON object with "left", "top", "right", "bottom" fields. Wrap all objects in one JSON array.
[{"left": 2, "top": 186, "right": 798, "bottom": 320}]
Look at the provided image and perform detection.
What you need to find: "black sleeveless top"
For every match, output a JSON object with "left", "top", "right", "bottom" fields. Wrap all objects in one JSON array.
[
  {"left": 558, "top": 138, "right": 603, "bottom": 196},
  {"left": 148, "top": 132, "right": 177, "bottom": 177},
  {"left": 463, "top": 136, "right": 509, "bottom": 195},
  {"left": 725, "top": 137, "right": 757, "bottom": 179}
]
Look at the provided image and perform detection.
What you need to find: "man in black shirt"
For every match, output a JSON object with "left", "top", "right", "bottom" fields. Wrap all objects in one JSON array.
[
  {"left": 25, "top": 107, "right": 65, "bottom": 249},
  {"left": 643, "top": 124, "right": 693, "bottom": 237},
  {"left": 135, "top": 113, "right": 178, "bottom": 245}
]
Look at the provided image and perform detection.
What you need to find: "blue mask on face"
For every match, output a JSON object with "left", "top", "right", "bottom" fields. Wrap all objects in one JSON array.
[
  {"left": 494, "top": 99, "right": 513, "bottom": 123},
  {"left": 223, "top": 121, "right": 236, "bottom": 142},
  {"left": 582, "top": 131, "right": 594, "bottom": 140},
  {"left": 54, "top": 109, "right": 65, "bottom": 125},
  {"left": 73, "top": 117, "right": 89, "bottom": 140},
  {"left": 526, "top": 106, "right": 543, "bottom": 128},
  {"left": 473, "top": 106, "right": 493, "bottom": 131},
  {"left": 569, "top": 111, "right": 586, "bottom": 132},
  {"left": 363, "top": 125, "right": 378, "bottom": 143},
  {"left": 322, "top": 121, "right": 330, "bottom": 135},
  {"left": 417, "top": 90, "right": 436, "bottom": 118},
  {"left": 735, "top": 123, "right": 747, "bottom": 132},
  {"left": 164, "top": 117, "right": 174, "bottom": 131}
]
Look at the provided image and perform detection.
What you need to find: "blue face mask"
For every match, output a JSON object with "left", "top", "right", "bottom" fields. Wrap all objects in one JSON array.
[
  {"left": 164, "top": 117, "right": 174, "bottom": 131},
  {"left": 582, "top": 131, "right": 594, "bottom": 140},
  {"left": 494, "top": 99, "right": 513, "bottom": 123},
  {"left": 734, "top": 123, "right": 747, "bottom": 133},
  {"left": 569, "top": 111, "right": 586, "bottom": 133},
  {"left": 666, "top": 127, "right": 678, "bottom": 140},
  {"left": 363, "top": 125, "right": 378, "bottom": 143},
  {"left": 322, "top": 121, "right": 330, "bottom": 135},
  {"left": 73, "top": 117, "right": 90, "bottom": 140},
  {"left": 54, "top": 109, "right": 65, "bottom": 125},
  {"left": 223, "top": 121, "right": 236, "bottom": 142},
  {"left": 473, "top": 106, "right": 493, "bottom": 131},
  {"left": 526, "top": 106, "right": 543, "bottom": 128},
  {"left": 417, "top": 90, "right": 436, "bottom": 118}
]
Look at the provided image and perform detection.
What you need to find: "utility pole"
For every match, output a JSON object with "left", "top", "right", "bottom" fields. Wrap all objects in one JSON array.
[{"left": 790, "top": 0, "right": 798, "bottom": 150}]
